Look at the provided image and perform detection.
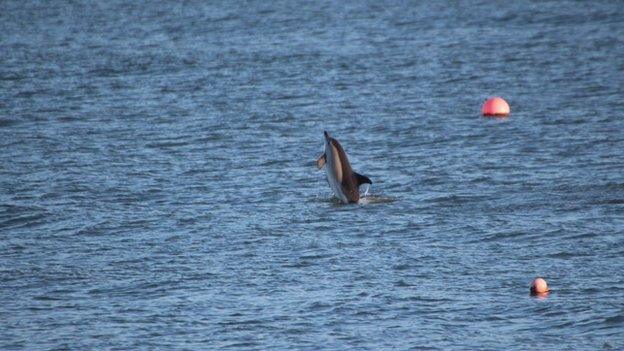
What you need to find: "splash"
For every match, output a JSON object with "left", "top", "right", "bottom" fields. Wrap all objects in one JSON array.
[
  {"left": 362, "top": 184, "right": 371, "bottom": 197},
  {"left": 358, "top": 184, "right": 373, "bottom": 205}
]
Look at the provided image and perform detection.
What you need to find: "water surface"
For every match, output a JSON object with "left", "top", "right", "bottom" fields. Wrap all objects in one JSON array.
[{"left": 1, "top": 1, "right": 623, "bottom": 349}]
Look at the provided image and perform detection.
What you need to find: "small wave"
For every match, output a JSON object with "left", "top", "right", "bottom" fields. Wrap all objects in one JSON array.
[
  {"left": 591, "top": 198, "right": 624, "bottom": 205},
  {"left": 304, "top": 301, "right": 332, "bottom": 312},
  {"left": 423, "top": 194, "right": 488, "bottom": 205},
  {"left": 394, "top": 280, "right": 414, "bottom": 287},
  {"left": 146, "top": 141, "right": 191, "bottom": 149},
  {"left": 604, "top": 315, "right": 624, "bottom": 325},
  {"left": 0, "top": 118, "right": 19, "bottom": 128},
  {"left": 358, "top": 195, "right": 397, "bottom": 205},
  {"left": 549, "top": 251, "right": 592, "bottom": 259},
  {"left": 0, "top": 205, "right": 50, "bottom": 230}
]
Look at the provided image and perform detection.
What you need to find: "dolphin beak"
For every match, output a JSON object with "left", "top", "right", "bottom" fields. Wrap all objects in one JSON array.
[{"left": 324, "top": 131, "right": 330, "bottom": 140}]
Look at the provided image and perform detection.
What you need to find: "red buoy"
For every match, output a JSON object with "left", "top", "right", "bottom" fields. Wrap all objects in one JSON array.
[
  {"left": 530, "top": 277, "right": 550, "bottom": 296},
  {"left": 482, "top": 97, "right": 510, "bottom": 117}
]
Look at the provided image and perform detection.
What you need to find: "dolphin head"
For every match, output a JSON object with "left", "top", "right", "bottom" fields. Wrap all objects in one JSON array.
[{"left": 323, "top": 131, "right": 332, "bottom": 151}]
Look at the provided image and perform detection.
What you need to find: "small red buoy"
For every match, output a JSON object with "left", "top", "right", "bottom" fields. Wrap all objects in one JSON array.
[
  {"left": 482, "top": 97, "right": 510, "bottom": 117},
  {"left": 530, "top": 277, "right": 550, "bottom": 296}
]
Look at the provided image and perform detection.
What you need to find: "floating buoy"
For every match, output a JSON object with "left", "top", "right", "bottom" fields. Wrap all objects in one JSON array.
[
  {"left": 482, "top": 97, "right": 510, "bottom": 117},
  {"left": 530, "top": 277, "right": 550, "bottom": 295}
]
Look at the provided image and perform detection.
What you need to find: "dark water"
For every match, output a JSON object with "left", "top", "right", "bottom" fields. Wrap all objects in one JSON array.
[{"left": 1, "top": 1, "right": 623, "bottom": 349}]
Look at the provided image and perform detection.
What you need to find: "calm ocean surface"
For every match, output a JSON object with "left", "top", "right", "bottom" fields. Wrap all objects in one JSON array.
[{"left": 1, "top": 1, "right": 623, "bottom": 349}]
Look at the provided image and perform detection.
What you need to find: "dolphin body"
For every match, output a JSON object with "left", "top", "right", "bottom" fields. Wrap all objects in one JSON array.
[{"left": 316, "top": 131, "right": 372, "bottom": 203}]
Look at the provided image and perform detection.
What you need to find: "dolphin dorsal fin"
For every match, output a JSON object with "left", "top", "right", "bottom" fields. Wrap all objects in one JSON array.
[
  {"left": 353, "top": 172, "right": 372, "bottom": 186},
  {"left": 316, "top": 153, "right": 327, "bottom": 169}
]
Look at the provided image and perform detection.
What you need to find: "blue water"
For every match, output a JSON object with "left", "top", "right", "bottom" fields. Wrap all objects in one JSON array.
[{"left": 1, "top": 1, "right": 623, "bottom": 349}]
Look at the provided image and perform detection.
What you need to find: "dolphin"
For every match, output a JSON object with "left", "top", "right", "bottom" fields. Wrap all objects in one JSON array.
[{"left": 316, "top": 131, "right": 372, "bottom": 203}]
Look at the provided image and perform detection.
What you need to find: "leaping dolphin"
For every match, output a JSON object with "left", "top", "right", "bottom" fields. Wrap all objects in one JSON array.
[{"left": 316, "top": 131, "right": 372, "bottom": 203}]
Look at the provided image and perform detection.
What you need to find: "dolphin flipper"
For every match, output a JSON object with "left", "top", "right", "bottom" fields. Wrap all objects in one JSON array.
[
  {"left": 316, "top": 153, "right": 327, "bottom": 169},
  {"left": 354, "top": 172, "right": 372, "bottom": 186}
]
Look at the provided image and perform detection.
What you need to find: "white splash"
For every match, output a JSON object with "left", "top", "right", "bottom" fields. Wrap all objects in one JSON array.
[
  {"left": 362, "top": 184, "right": 370, "bottom": 197},
  {"left": 357, "top": 184, "right": 371, "bottom": 205}
]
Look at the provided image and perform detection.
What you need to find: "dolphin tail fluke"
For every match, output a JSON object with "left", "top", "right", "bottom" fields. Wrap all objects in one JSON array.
[
  {"left": 354, "top": 172, "right": 372, "bottom": 186},
  {"left": 316, "top": 153, "right": 327, "bottom": 169}
]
